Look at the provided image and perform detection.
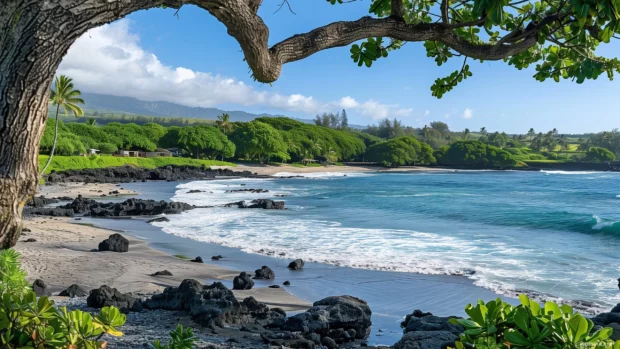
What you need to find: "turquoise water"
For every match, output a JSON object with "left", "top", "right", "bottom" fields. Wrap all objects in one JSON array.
[{"left": 153, "top": 170, "right": 620, "bottom": 312}]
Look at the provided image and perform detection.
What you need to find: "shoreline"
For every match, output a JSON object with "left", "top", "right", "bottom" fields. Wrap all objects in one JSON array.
[{"left": 15, "top": 216, "right": 311, "bottom": 313}]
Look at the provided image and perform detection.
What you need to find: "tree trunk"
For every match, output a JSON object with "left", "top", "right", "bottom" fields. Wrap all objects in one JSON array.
[{"left": 39, "top": 105, "right": 61, "bottom": 176}]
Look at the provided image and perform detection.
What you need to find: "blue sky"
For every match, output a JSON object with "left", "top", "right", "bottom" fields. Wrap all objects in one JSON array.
[{"left": 58, "top": 0, "right": 620, "bottom": 134}]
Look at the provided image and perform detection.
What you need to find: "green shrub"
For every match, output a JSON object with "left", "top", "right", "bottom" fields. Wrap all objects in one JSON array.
[
  {"left": 450, "top": 295, "right": 620, "bottom": 349},
  {"left": 0, "top": 249, "right": 127, "bottom": 348},
  {"left": 152, "top": 324, "right": 197, "bottom": 349},
  {"left": 584, "top": 147, "right": 616, "bottom": 163}
]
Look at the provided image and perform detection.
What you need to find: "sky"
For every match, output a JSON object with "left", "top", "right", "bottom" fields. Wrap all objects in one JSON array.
[{"left": 57, "top": 0, "right": 620, "bottom": 134}]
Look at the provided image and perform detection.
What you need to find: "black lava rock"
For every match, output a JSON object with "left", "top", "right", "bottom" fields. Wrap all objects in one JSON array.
[{"left": 98, "top": 233, "right": 129, "bottom": 252}]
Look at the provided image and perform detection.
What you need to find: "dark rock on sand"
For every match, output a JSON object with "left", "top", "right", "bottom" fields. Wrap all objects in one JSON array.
[
  {"left": 261, "top": 331, "right": 316, "bottom": 348},
  {"left": 147, "top": 216, "right": 170, "bottom": 223},
  {"left": 87, "top": 285, "right": 142, "bottom": 313},
  {"left": 32, "top": 279, "right": 50, "bottom": 296},
  {"left": 24, "top": 238, "right": 37, "bottom": 242},
  {"left": 283, "top": 295, "right": 372, "bottom": 343},
  {"left": 283, "top": 281, "right": 291, "bottom": 286},
  {"left": 226, "top": 189, "right": 269, "bottom": 193},
  {"left": 211, "top": 255, "right": 223, "bottom": 261},
  {"left": 225, "top": 199, "right": 285, "bottom": 210},
  {"left": 191, "top": 256, "right": 203, "bottom": 263},
  {"left": 151, "top": 270, "right": 173, "bottom": 277},
  {"left": 143, "top": 279, "right": 285, "bottom": 328},
  {"left": 188, "top": 190, "right": 204, "bottom": 193},
  {"left": 254, "top": 266, "right": 275, "bottom": 280},
  {"left": 98, "top": 233, "right": 129, "bottom": 252},
  {"left": 288, "top": 259, "right": 304, "bottom": 270},
  {"left": 268, "top": 285, "right": 280, "bottom": 289},
  {"left": 233, "top": 272, "right": 255, "bottom": 290},
  {"left": 22, "top": 228, "right": 31, "bottom": 232},
  {"left": 59, "top": 284, "right": 89, "bottom": 298}
]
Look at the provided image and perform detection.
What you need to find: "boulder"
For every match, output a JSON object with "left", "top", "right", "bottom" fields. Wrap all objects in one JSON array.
[
  {"left": 402, "top": 315, "right": 463, "bottom": 335},
  {"left": 190, "top": 256, "right": 203, "bottom": 263},
  {"left": 225, "top": 199, "right": 285, "bottom": 210},
  {"left": 188, "top": 190, "right": 204, "bottom": 193},
  {"left": 144, "top": 279, "right": 285, "bottom": 328},
  {"left": 261, "top": 331, "right": 316, "bottom": 348},
  {"left": 283, "top": 281, "right": 291, "bottom": 286},
  {"left": 283, "top": 295, "right": 372, "bottom": 343},
  {"left": 394, "top": 331, "right": 460, "bottom": 349},
  {"left": 32, "top": 279, "right": 50, "bottom": 296},
  {"left": 150, "top": 270, "right": 173, "bottom": 276},
  {"left": 98, "top": 233, "right": 129, "bottom": 252},
  {"left": 321, "top": 336, "right": 337, "bottom": 349},
  {"left": 233, "top": 272, "right": 255, "bottom": 290},
  {"left": 612, "top": 303, "right": 620, "bottom": 313},
  {"left": 24, "top": 238, "right": 37, "bottom": 243},
  {"left": 269, "top": 285, "right": 280, "bottom": 289},
  {"left": 254, "top": 266, "right": 275, "bottom": 280},
  {"left": 147, "top": 216, "right": 170, "bottom": 223},
  {"left": 22, "top": 228, "right": 32, "bottom": 232},
  {"left": 610, "top": 323, "right": 620, "bottom": 341},
  {"left": 211, "top": 255, "right": 223, "bottom": 261},
  {"left": 58, "top": 284, "right": 88, "bottom": 298},
  {"left": 288, "top": 259, "right": 305, "bottom": 270},
  {"left": 87, "top": 285, "right": 142, "bottom": 313}
]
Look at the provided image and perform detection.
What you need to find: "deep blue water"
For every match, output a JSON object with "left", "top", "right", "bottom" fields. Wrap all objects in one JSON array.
[{"left": 151, "top": 170, "right": 620, "bottom": 312}]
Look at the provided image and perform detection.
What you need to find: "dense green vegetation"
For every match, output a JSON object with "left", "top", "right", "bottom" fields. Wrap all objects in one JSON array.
[
  {"left": 0, "top": 249, "right": 127, "bottom": 348},
  {"left": 434, "top": 141, "right": 518, "bottom": 168},
  {"left": 450, "top": 295, "right": 620, "bottom": 349},
  {"left": 38, "top": 155, "right": 233, "bottom": 174},
  {"left": 40, "top": 106, "right": 620, "bottom": 171}
]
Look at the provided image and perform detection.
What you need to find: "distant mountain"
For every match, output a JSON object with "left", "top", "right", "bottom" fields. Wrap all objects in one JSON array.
[{"left": 79, "top": 92, "right": 289, "bottom": 122}]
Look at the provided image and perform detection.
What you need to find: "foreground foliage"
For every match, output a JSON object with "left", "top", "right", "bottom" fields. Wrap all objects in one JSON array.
[
  {"left": 0, "top": 249, "right": 126, "bottom": 348},
  {"left": 152, "top": 324, "right": 197, "bottom": 349},
  {"left": 450, "top": 295, "right": 620, "bottom": 349}
]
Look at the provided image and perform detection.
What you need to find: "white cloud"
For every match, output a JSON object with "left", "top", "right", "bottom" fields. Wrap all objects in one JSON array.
[
  {"left": 463, "top": 108, "right": 474, "bottom": 119},
  {"left": 58, "top": 20, "right": 412, "bottom": 120},
  {"left": 424, "top": 110, "right": 430, "bottom": 117}
]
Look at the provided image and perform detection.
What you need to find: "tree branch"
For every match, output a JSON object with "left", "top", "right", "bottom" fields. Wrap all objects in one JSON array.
[{"left": 441, "top": 0, "right": 449, "bottom": 23}]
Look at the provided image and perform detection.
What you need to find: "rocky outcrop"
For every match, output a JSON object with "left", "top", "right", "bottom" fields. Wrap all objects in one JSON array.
[
  {"left": 225, "top": 199, "right": 285, "bottom": 210},
  {"left": 23, "top": 207, "right": 74, "bottom": 217},
  {"left": 98, "top": 234, "right": 129, "bottom": 253},
  {"left": 254, "top": 266, "right": 275, "bottom": 280},
  {"left": 147, "top": 216, "right": 170, "bottom": 223},
  {"left": 187, "top": 190, "right": 204, "bottom": 193},
  {"left": 32, "top": 279, "right": 50, "bottom": 296},
  {"left": 190, "top": 256, "right": 203, "bottom": 263},
  {"left": 211, "top": 255, "right": 223, "bottom": 261},
  {"left": 282, "top": 295, "right": 372, "bottom": 344},
  {"left": 59, "top": 284, "right": 89, "bottom": 298},
  {"left": 233, "top": 272, "right": 255, "bottom": 290},
  {"left": 143, "top": 279, "right": 285, "bottom": 328},
  {"left": 288, "top": 259, "right": 304, "bottom": 270},
  {"left": 592, "top": 304, "right": 620, "bottom": 326},
  {"left": 226, "top": 189, "right": 269, "bottom": 193},
  {"left": 394, "top": 310, "right": 463, "bottom": 349},
  {"left": 87, "top": 285, "right": 142, "bottom": 313},
  {"left": 44, "top": 165, "right": 259, "bottom": 184}
]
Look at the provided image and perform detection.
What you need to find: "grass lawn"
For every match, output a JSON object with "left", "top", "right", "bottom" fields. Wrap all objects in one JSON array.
[{"left": 39, "top": 155, "right": 235, "bottom": 174}]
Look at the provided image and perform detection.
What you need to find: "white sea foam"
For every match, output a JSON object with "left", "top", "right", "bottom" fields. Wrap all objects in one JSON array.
[{"left": 542, "top": 170, "right": 600, "bottom": 175}]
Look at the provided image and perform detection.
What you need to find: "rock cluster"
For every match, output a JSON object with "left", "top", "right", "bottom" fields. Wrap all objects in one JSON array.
[
  {"left": 143, "top": 279, "right": 286, "bottom": 328},
  {"left": 281, "top": 295, "right": 372, "bottom": 346},
  {"left": 87, "top": 285, "right": 143, "bottom": 313},
  {"left": 226, "top": 189, "right": 269, "bottom": 193},
  {"left": 225, "top": 199, "right": 285, "bottom": 210},
  {"left": 394, "top": 310, "right": 463, "bottom": 349},
  {"left": 44, "top": 165, "right": 258, "bottom": 184}
]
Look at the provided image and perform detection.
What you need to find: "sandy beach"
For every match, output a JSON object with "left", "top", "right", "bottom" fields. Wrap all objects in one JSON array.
[
  {"left": 16, "top": 216, "right": 310, "bottom": 313},
  {"left": 38, "top": 182, "right": 138, "bottom": 199},
  {"left": 212, "top": 163, "right": 448, "bottom": 176}
]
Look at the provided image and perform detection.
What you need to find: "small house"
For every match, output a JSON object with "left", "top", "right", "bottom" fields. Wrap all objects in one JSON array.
[
  {"left": 118, "top": 150, "right": 145, "bottom": 157},
  {"left": 168, "top": 148, "right": 180, "bottom": 157},
  {"left": 86, "top": 148, "right": 100, "bottom": 155},
  {"left": 145, "top": 148, "right": 173, "bottom": 158}
]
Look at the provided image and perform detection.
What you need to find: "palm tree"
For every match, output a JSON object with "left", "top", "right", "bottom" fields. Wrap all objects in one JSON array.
[
  {"left": 463, "top": 128, "right": 471, "bottom": 140},
  {"left": 86, "top": 117, "right": 96, "bottom": 126},
  {"left": 480, "top": 127, "right": 487, "bottom": 135},
  {"left": 40, "top": 75, "right": 84, "bottom": 176},
  {"left": 216, "top": 113, "right": 232, "bottom": 134},
  {"left": 527, "top": 128, "right": 535, "bottom": 141}
]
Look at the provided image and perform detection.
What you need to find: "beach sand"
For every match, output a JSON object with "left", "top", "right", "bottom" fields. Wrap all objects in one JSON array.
[
  {"left": 16, "top": 216, "right": 310, "bottom": 312},
  {"left": 38, "top": 182, "right": 138, "bottom": 199}
]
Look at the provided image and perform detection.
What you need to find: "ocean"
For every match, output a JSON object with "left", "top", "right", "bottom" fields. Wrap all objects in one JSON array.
[{"left": 82, "top": 169, "right": 620, "bottom": 345}]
